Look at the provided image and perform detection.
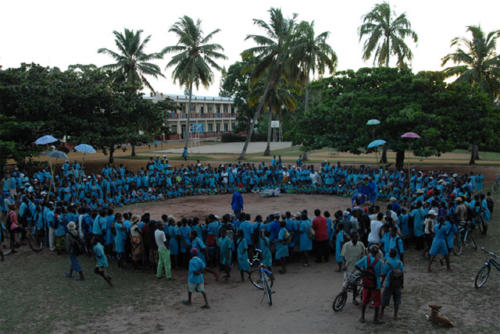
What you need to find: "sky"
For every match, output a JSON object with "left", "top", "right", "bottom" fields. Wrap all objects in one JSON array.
[{"left": 1, "top": 0, "right": 499, "bottom": 96}]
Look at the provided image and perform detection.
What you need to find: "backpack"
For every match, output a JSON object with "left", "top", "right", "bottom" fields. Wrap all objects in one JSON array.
[
  {"left": 387, "top": 261, "right": 404, "bottom": 289},
  {"left": 70, "top": 233, "right": 84, "bottom": 256},
  {"left": 362, "top": 256, "right": 379, "bottom": 289}
]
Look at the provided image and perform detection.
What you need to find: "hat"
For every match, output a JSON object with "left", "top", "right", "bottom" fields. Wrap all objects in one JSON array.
[
  {"left": 273, "top": 212, "right": 280, "bottom": 217},
  {"left": 455, "top": 197, "right": 463, "bottom": 202},
  {"left": 428, "top": 210, "right": 437, "bottom": 216},
  {"left": 131, "top": 215, "right": 140, "bottom": 223},
  {"left": 294, "top": 212, "right": 301, "bottom": 218},
  {"left": 390, "top": 197, "right": 397, "bottom": 201},
  {"left": 67, "top": 221, "right": 77, "bottom": 230},
  {"left": 190, "top": 248, "right": 198, "bottom": 256},
  {"left": 343, "top": 211, "right": 350, "bottom": 216},
  {"left": 416, "top": 189, "right": 424, "bottom": 194}
]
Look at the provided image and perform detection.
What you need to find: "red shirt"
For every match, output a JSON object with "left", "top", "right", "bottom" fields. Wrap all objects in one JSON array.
[{"left": 312, "top": 216, "right": 328, "bottom": 241}]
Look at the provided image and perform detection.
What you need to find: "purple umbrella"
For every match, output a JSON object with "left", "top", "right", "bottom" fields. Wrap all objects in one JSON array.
[{"left": 401, "top": 132, "right": 421, "bottom": 139}]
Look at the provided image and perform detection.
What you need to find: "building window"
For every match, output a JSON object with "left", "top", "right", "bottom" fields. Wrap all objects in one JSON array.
[
  {"left": 200, "top": 106, "right": 204, "bottom": 114},
  {"left": 231, "top": 106, "right": 235, "bottom": 114},
  {"left": 208, "top": 105, "right": 213, "bottom": 113},
  {"left": 216, "top": 123, "right": 221, "bottom": 133},
  {"left": 216, "top": 104, "right": 221, "bottom": 113},
  {"left": 223, "top": 105, "right": 228, "bottom": 113},
  {"left": 224, "top": 122, "right": 228, "bottom": 132},
  {"left": 208, "top": 123, "right": 213, "bottom": 132}
]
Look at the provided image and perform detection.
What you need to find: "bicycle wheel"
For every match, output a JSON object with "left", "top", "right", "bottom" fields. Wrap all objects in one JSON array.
[
  {"left": 474, "top": 265, "right": 490, "bottom": 288},
  {"left": 264, "top": 275, "right": 272, "bottom": 306},
  {"left": 249, "top": 269, "right": 274, "bottom": 290},
  {"left": 332, "top": 291, "right": 347, "bottom": 312},
  {"left": 453, "top": 237, "right": 463, "bottom": 256},
  {"left": 249, "top": 269, "right": 264, "bottom": 289}
]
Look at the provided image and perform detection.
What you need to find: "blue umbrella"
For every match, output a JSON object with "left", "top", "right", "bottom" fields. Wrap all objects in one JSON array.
[
  {"left": 45, "top": 150, "right": 69, "bottom": 160},
  {"left": 367, "top": 139, "right": 386, "bottom": 149},
  {"left": 35, "top": 135, "right": 58, "bottom": 145},
  {"left": 75, "top": 144, "right": 96, "bottom": 154},
  {"left": 366, "top": 119, "right": 381, "bottom": 126}
]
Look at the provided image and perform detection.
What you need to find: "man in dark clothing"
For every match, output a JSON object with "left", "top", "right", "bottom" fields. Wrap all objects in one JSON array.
[{"left": 312, "top": 209, "right": 329, "bottom": 262}]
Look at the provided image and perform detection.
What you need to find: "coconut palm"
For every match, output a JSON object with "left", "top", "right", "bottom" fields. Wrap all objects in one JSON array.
[
  {"left": 358, "top": 2, "right": 418, "bottom": 68},
  {"left": 98, "top": 28, "right": 164, "bottom": 91},
  {"left": 442, "top": 25, "right": 500, "bottom": 101},
  {"left": 162, "top": 16, "right": 226, "bottom": 154},
  {"left": 239, "top": 8, "right": 299, "bottom": 160},
  {"left": 442, "top": 25, "right": 500, "bottom": 164},
  {"left": 292, "top": 20, "right": 337, "bottom": 159}
]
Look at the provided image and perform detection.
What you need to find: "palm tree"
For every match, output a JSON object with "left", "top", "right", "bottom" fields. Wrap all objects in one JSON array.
[
  {"left": 442, "top": 25, "right": 500, "bottom": 100},
  {"left": 239, "top": 8, "right": 299, "bottom": 160},
  {"left": 98, "top": 28, "right": 164, "bottom": 91},
  {"left": 358, "top": 2, "right": 418, "bottom": 68},
  {"left": 293, "top": 20, "right": 337, "bottom": 160},
  {"left": 162, "top": 16, "right": 227, "bottom": 155},
  {"left": 442, "top": 25, "right": 500, "bottom": 164}
]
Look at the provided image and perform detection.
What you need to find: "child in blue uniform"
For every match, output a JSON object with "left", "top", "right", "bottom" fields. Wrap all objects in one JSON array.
[
  {"left": 92, "top": 237, "right": 113, "bottom": 287},
  {"left": 183, "top": 248, "right": 209, "bottom": 309},
  {"left": 236, "top": 229, "right": 249, "bottom": 282},
  {"left": 428, "top": 217, "right": 451, "bottom": 272}
]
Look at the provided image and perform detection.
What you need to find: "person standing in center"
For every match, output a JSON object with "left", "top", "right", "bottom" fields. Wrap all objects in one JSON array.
[
  {"left": 231, "top": 190, "right": 244, "bottom": 220},
  {"left": 312, "top": 209, "right": 329, "bottom": 263},
  {"left": 155, "top": 222, "right": 173, "bottom": 280}
]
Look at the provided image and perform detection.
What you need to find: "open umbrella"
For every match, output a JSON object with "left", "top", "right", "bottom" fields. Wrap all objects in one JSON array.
[
  {"left": 366, "top": 119, "right": 380, "bottom": 126},
  {"left": 45, "top": 150, "right": 69, "bottom": 160},
  {"left": 367, "top": 139, "right": 386, "bottom": 149},
  {"left": 401, "top": 132, "right": 421, "bottom": 139},
  {"left": 44, "top": 150, "right": 68, "bottom": 192},
  {"left": 75, "top": 144, "right": 96, "bottom": 154},
  {"left": 35, "top": 135, "right": 58, "bottom": 145}
]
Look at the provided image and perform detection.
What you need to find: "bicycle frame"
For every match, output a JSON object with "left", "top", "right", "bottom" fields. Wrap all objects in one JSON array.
[{"left": 485, "top": 258, "right": 500, "bottom": 271}]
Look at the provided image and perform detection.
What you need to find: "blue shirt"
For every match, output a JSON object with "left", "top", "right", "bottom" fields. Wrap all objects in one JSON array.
[
  {"left": 382, "top": 257, "right": 404, "bottom": 288},
  {"left": 93, "top": 242, "right": 108, "bottom": 267},
  {"left": 356, "top": 255, "right": 383, "bottom": 289},
  {"left": 188, "top": 256, "right": 205, "bottom": 284}
]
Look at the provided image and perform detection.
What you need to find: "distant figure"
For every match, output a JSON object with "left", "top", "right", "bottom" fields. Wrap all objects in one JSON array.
[
  {"left": 231, "top": 190, "right": 244, "bottom": 219},
  {"left": 183, "top": 147, "right": 188, "bottom": 161}
]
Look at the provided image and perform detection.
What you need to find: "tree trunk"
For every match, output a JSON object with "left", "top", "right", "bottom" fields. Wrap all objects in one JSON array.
[
  {"left": 302, "top": 150, "right": 308, "bottom": 161},
  {"left": 386, "top": 38, "right": 390, "bottom": 67},
  {"left": 264, "top": 107, "right": 272, "bottom": 156},
  {"left": 469, "top": 144, "right": 480, "bottom": 165},
  {"left": 239, "top": 81, "right": 273, "bottom": 160},
  {"left": 131, "top": 144, "right": 136, "bottom": 157},
  {"left": 109, "top": 147, "right": 115, "bottom": 164},
  {"left": 184, "top": 81, "right": 193, "bottom": 155},
  {"left": 380, "top": 147, "right": 388, "bottom": 163},
  {"left": 396, "top": 150, "right": 405, "bottom": 170}
]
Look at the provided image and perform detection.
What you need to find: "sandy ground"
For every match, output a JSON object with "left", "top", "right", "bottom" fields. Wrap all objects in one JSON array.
[{"left": 118, "top": 193, "right": 351, "bottom": 221}]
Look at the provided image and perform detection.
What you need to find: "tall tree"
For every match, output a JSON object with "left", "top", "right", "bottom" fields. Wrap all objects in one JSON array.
[
  {"left": 292, "top": 20, "right": 337, "bottom": 159},
  {"left": 162, "top": 16, "right": 227, "bottom": 155},
  {"left": 98, "top": 28, "right": 164, "bottom": 92},
  {"left": 441, "top": 25, "right": 500, "bottom": 164},
  {"left": 239, "top": 8, "right": 299, "bottom": 160},
  {"left": 358, "top": 2, "right": 418, "bottom": 68}
]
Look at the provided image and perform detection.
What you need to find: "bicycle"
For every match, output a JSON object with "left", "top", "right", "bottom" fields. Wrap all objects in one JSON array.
[
  {"left": 332, "top": 270, "right": 362, "bottom": 312},
  {"left": 474, "top": 248, "right": 499, "bottom": 288},
  {"left": 248, "top": 248, "right": 275, "bottom": 289},
  {"left": 453, "top": 221, "right": 477, "bottom": 256},
  {"left": 249, "top": 263, "right": 274, "bottom": 306}
]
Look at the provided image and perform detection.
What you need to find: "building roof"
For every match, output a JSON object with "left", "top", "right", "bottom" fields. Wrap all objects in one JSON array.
[{"left": 144, "top": 92, "right": 233, "bottom": 102}]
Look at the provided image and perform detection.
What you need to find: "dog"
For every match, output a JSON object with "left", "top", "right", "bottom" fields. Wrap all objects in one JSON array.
[{"left": 428, "top": 304, "right": 454, "bottom": 328}]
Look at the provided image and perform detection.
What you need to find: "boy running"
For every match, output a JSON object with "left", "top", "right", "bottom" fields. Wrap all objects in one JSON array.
[{"left": 183, "top": 248, "right": 210, "bottom": 309}]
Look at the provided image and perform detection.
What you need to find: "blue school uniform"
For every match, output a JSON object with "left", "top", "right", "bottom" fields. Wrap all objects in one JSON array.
[
  {"left": 335, "top": 230, "right": 345, "bottom": 263},
  {"left": 188, "top": 256, "right": 205, "bottom": 284},
  {"left": 192, "top": 236, "right": 206, "bottom": 264},
  {"left": 299, "top": 219, "right": 313, "bottom": 251},
  {"left": 383, "top": 234, "right": 404, "bottom": 261},
  {"left": 275, "top": 227, "right": 289, "bottom": 260},
  {"left": 93, "top": 242, "right": 108, "bottom": 267},
  {"left": 180, "top": 225, "right": 192, "bottom": 253},
  {"left": 259, "top": 236, "right": 273, "bottom": 267},
  {"left": 114, "top": 222, "right": 126, "bottom": 254},
  {"left": 236, "top": 238, "right": 249, "bottom": 271},
  {"left": 168, "top": 225, "right": 180, "bottom": 255},
  {"left": 382, "top": 258, "right": 405, "bottom": 288},
  {"left": 356, "top": 256, "right": 383, "bottom": 289},
  {"left": 429, "top": 222, "right": 450, "bottom": 256},
  {"left": 218, "top": 236, "right": 232, "bottom": 266},
  {"left": 410, "top": 208, "right": 426, "bottom": 237}
]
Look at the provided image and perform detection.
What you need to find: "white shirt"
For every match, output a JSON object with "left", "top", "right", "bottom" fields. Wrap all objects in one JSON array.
[
  {"left": 155, "top": 229, "right": 167, "bottom": 249},
  {"left": 368, "top": 220, "right": 383, "bottom": 243}
]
